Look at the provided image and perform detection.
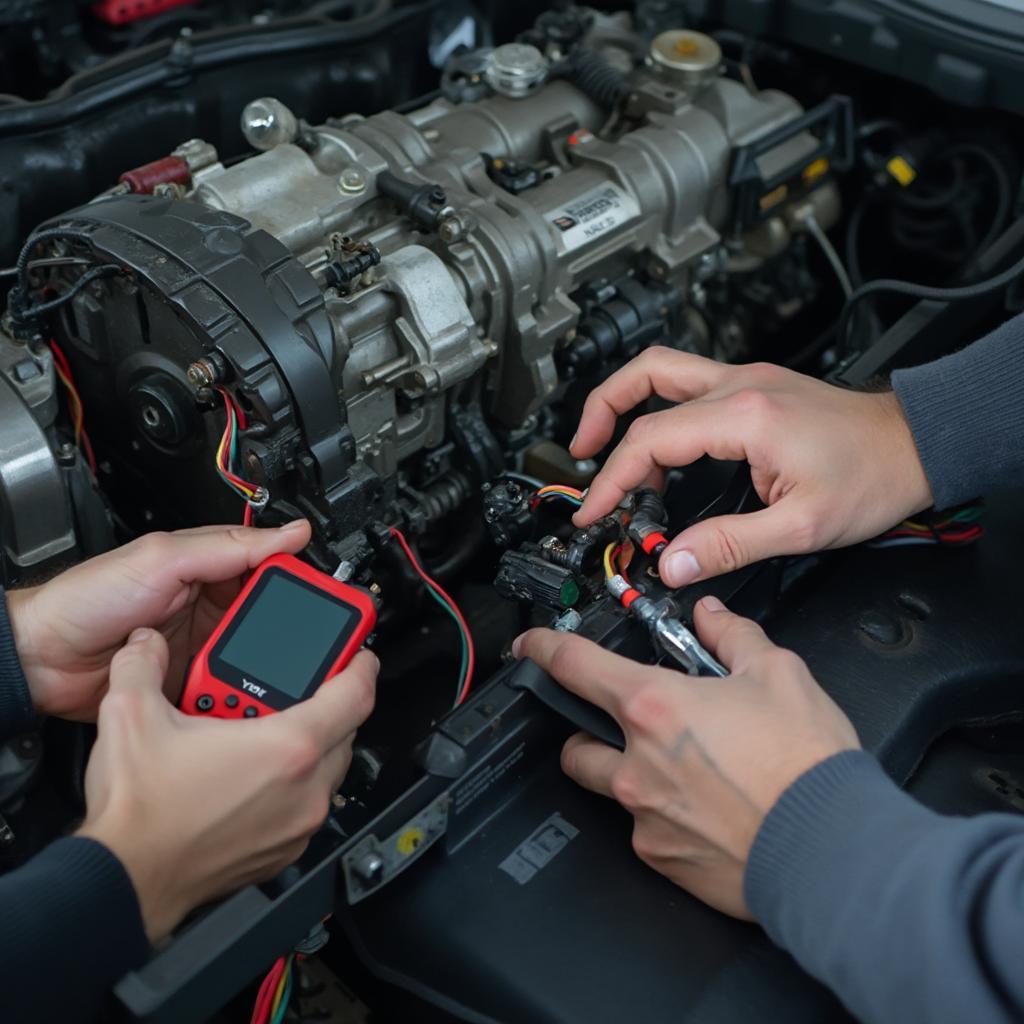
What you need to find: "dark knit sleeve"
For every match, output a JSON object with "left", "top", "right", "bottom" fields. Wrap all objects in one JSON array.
[
  {"left": 891, "top": 313, "right": 1024, "bottom": 508},
  {"left": 745, "top": 750, "right": 1024, "bottom": 1024},
  {"left": 0, "top": 587, "right": 35, "bottom": 741},
  {"left": 0, "top": 836, "right": 150, "bottom": 1022}
]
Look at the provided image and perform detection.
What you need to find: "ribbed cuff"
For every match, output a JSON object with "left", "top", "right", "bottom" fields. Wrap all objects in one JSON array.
[
  {"left": 3, "top": 836, "right": 150, "bottom": 1022},
  {"left": 891, "top": 315, "right": 1024, "bottom": 509},
  {"left": 0, "top": 587, "right": 35, "bottom": 741}
]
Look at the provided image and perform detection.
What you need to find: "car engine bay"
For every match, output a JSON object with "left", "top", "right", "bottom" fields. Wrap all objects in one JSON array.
[{"left": 2, "top": 1, "right": 1024, "bottom": 1021}]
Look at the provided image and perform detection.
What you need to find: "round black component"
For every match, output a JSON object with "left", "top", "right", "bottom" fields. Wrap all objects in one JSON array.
[
  {"left": 225, "top": 694, "right": 240, "bottom": 708},
  {"left": 196, "top": 695, "right": 215, "bottom": 712},
  {"left": 129, "top": 373, "right": 196, "bottom": 446},
  {"left": 244, "top": 706, "right": 259, "bottom": 718}
]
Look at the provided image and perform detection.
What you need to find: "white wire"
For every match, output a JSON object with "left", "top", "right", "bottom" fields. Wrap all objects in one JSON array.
[
  {"left": 502, "top": 470, "right": 547, "bottom": 489},
  {"left": 800, "top": 211, "right": 854, "bottom": 299}
]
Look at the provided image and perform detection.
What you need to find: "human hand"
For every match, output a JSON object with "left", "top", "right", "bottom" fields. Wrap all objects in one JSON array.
[
  {"left": 570, "top": 348, "right": 933, "bottom": 586},
  {"left": 514, "top": 597, "right": 859, "bottom": 918},
  {"left": 5, "top": 521, "right": 312, "bottom": 721},
  {"left": 77, "top": 628, "right": 377, "bottom": 942}
]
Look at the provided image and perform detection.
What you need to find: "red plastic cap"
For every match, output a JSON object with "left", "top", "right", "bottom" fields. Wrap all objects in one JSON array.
[
  {"left": 640, "top": 532, "right": 668, "bottom": 555},
  {"left": 92, "top": 0, "right": 195, "bottom": 26},
  {"left": 119, "top": 155, "right": 190, "bottom": 194}
]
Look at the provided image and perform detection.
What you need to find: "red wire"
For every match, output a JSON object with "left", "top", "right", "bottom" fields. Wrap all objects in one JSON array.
[
  {"left": 250, "top": 957, "right": 286, "bottom": 1024},
  {"left": 243, "top": 503, "right": 253, "bottom": 527},
  {"left": 49, "top": 339, "right": 98, "bottom": 474},
  {"left": 389, "top": 527, "right": 475, "bottom": 705}
]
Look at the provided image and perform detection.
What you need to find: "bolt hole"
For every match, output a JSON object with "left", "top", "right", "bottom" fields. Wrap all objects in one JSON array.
[{"left": 141, "top": 405, "right": 160, "bottom": 429}]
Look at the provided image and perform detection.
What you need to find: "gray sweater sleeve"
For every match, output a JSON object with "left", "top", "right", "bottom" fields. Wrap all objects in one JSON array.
[
  {"left": 744, "top": 751, "right": 1024, "bottom": 1023},
  {"left": 891, "top": 314, "right": 1024, "bottom": 508}
]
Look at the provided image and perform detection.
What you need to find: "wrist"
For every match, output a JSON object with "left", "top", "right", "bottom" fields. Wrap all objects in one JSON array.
[{"left": 77, "top": 809, "right": 187, "bottom": 943}]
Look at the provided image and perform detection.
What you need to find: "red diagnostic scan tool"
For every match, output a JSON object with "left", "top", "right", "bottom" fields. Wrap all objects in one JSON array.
[{"left": 180, "top": 553, "right": 377, "bottom": 719}]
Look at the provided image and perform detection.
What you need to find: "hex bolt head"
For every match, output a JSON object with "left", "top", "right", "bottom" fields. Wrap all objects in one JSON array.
[{"left": 339, "top": 168, "right": 367, "bottom": 194}]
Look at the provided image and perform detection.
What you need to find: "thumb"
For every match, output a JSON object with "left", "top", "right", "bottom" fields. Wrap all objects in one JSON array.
[
  {"left": 658, "top": 505, "right": 804, "bottom": 585},
  {"left": 108, "top": 628, "right": 171, "bottom": 696}
]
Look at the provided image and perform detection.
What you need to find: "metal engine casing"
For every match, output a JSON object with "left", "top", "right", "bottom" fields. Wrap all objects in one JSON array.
[{"left": 2, "top": 25, "right": 835, "bottom": 570}]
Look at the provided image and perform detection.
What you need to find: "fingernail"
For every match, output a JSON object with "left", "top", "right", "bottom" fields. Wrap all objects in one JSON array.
[
  {"left": 279, "top": 519, "right": 306, "bottom": 532},
  {"left": 662, "top": 550, "right": 701, "bottom": 587},
  {"left": 511, "top": 633, "right": 525, "bottom": 658},
  {"left": 700, "top": 595, "right": 726, "bottom": 613},
  {"left": 127, "top": 628, "right": 153, "bottom": 645},
  {"left": 569, "top": 432, "right": 578, "bottom": 453}
]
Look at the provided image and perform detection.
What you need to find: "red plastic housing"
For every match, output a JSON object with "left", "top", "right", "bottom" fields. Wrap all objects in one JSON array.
[
  {"left": 180, "top": 553, "right": 377, "bottom": 720},
  {"left": 92, "top": 0, "right": 195, "bottom": 26}
]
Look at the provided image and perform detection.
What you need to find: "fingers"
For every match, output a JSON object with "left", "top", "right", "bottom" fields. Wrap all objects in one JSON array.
[
  {"left": 513, "top": 629, "right": 648, "bottom": 718},
  {"left": 657, "top": 503, "right": 810, "bottom": 586},
  {"left": 692, "top": 597, "right": 777, "bottom": 672},
  {"left": 280, "top": 649, "right": 378, "bottom": 751},
  {"left": 560, "top": 732, "right": 622, "bottom": 799},
  {"left": 571, "top": 348, "right": 728, "bottom": 460},
  {"left": 129, "top": 520, "right": 312, "bottom": 589},
  {"left": 108, "top": 628, "right": 170, "bottom": 695},
  {"left": 575, "top": 402, "right": 751, "bottom": 525}
]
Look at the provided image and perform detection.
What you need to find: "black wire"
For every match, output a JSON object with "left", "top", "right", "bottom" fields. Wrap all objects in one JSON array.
[
  {"left": 10, "top": 264, "right": 123, "bottom": 326},
  {"left": 946, "top": 142, "right": 1013, "bottom": 260},
  {"left": 839, "top": 242, "right": 1024, "bottom": 353},
  {"left": 8, "top": 226, "right": 94, "bottom": 316}
]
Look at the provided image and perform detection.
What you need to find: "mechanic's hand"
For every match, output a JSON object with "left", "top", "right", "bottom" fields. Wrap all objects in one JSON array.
[
  {"left": 570, "top": 348, "right": 933, "bottom": 586},
  {"left": 77, "top": 628, "right": 376, "bottom": 942},
  {"left": 514, "top": 596, "right": 859, "bottom": 918},
  {"left": 5, "top": 521, "right": 312, "bottom": 721}
]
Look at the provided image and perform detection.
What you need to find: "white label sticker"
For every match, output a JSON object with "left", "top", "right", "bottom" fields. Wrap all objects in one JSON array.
[{"left": 546, "top": 183, "right": 640, "bottom": 252}]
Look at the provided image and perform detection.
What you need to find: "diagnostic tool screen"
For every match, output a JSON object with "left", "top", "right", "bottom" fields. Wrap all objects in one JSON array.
[{"left": 218, "top": 572, "right": 355, "bottom": 697}]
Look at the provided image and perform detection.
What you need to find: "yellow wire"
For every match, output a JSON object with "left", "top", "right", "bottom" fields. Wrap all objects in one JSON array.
[
  {"left": 269, "top": 957, "right": 291, "bottom": 1019},
  {"left": 54, "top": 364, "right": 84, "bottom": 444},
  {"left": 603, "top": 542, "right": 616, "bottom": 580}
]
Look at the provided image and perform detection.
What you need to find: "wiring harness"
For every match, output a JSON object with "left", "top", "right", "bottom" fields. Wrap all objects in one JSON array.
[
  {"left": 212, "top": 387, "right": 268, "bottom": 526},
  {"left": 390, "top": 526, "right": 475, "bottom": 708},
  {"left": 869, "top": 503, "right": 984, "bottom": 549}
]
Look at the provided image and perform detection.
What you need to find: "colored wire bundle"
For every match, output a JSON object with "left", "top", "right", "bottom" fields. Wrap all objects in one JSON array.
[
  {"left": 390, "top": 527, "right": 475, "bottom": 707},
  {"left": 49, "top": 339, "right": 97, "bottom": 474},
  {"left": 530, "top": 484, "right": 584, "bottom": 509},
  {"left": 869, "top": 505, "right": 984, "bottom": 548},
  {"left": 251, "top": 954, "right": 294, "bottom": 1024},
  {"left": 213, "top": 386, "right": 266, "bottom": 525},
  {"left": 602, "top": 541, "right": 632, "bottom": 582}
]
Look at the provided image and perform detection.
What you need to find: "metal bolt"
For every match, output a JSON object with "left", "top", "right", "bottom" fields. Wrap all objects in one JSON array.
[
  {"left": 369, "top": 582, "right": 382, "bottom": 596},
  {"left": 438, "top": 216, "right": 464, "bottom": 243},
  {"left": 339, "top": 167, "right": 367, "bottom": 194},
  {"left": 354, "top": 851, "right": 384, "bottom": 885},
  {"left": 186, "top": 357, "right": 220, "bottom": 389},
  {"left": 331, "top": 792, "right": 347, "bottom": 809}
]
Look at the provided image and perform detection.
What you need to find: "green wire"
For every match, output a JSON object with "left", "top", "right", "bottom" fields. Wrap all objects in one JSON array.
[
  {"left": 270, "top": 959, "right": 293, "bottom": 1024},
  {"left": 422, "top": 583, "right": 469, "bottom": 707}
]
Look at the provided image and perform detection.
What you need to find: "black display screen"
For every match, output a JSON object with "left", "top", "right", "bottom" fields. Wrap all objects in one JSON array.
[{"left": 213, "top": 570, "right": 356, "bottom": 701}]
